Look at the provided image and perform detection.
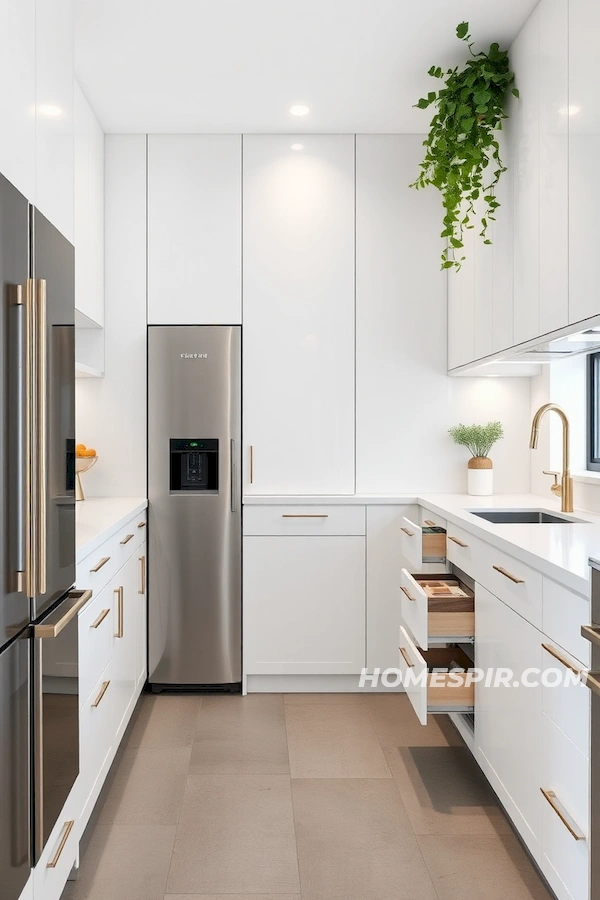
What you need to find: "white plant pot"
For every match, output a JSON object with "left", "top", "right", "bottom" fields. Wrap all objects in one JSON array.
[{"left": 467, "top": 458, "right": 493, "bottom": 496}]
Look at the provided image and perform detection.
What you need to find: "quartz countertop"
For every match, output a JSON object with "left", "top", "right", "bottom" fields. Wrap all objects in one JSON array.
[
  {"left": 76, "top": 497, "right": 148, "bottom": 562},
  {"left": 243, "top": 494, "right": 418, "bottom": 506}
]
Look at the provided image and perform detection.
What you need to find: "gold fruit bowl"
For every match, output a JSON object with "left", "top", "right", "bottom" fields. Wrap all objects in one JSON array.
[{"left": 75, "top": 455, "right": 98, "bottom": 501}]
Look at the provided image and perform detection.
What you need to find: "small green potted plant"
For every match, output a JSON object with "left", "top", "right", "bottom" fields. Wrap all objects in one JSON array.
[{"left": 449, "top": 421, "right": 504, "bottom": 495}]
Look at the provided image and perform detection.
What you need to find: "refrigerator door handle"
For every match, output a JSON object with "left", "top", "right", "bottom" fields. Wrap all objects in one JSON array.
[
  {"left": 35, "top": 279, "right": 48, "bottom": 597},
  {"left": 12, "top": 279, "right": 35, "bottom": 596},
  {"left": 231, "top": 439, "right": 237, "bottom": 513}
]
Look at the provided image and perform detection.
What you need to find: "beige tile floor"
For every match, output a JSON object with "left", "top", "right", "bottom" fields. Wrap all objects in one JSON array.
[{"left": 63, "top": 692, "right": 554, "bottom": 900}]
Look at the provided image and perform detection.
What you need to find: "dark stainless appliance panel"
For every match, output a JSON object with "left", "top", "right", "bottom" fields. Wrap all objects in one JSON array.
[
  {"left": 0, "top": 632, "right": 30, "bottom": 900},
  {"left": 33, "top": 589, "right": 91, "bottom": 861},
  {"left": 33, "top": 210, "right": 75, "bottom": 618},
  {"left": 0, "top": 174, "right": 30, "bottom": 649}
]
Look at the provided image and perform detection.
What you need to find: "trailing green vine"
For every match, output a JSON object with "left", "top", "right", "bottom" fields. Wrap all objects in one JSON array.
[{"left": 410, "top": 22, "right": 518, "bottom": 270}]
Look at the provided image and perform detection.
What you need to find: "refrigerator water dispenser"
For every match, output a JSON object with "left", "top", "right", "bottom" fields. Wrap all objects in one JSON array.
[{"left": 169, "top": 438, "right": 219, "bottom": 492}]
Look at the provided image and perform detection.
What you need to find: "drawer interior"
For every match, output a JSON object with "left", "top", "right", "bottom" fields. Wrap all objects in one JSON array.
[
  {"left": 423, "top": 646, "right": 474, "bottom": 711},
  {"left": 415, "top": 575, "right": 474, "bottom": 640},
  {"left": 422, "top": 526, "right": 446, "bottom": 561}
]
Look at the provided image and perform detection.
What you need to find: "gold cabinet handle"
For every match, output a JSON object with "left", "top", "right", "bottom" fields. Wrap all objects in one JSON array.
[
  {"left": 399, "top": 647, "right": 414, "bottom": 668},
  {"left": 400, "top": 585, "right": 417, "bottom": 602},
  {"left": 541, "top": 643, "right": 582, "bottom": 676},
  {"left": 92, "top": 680, "right": 110, "bottom": 708},
  {"left": 492, "top": 565, "right": 524, "bottom": 584},
  {"left": 90, "top": 556, "right": 110, "bottom": 573},
  {"left": 249, "top": 445, "right": 254, "bottom": 484},
  {"left": 137, "top": 521, "right": 146, "bottom": 528},
  {"left": 120, "top": 533, "right": 134, "bottom": 545},
  {"left": 540, "top": 789, "right": 585, "bottom": 841},
  {"left": 34, "top": 589, "right": 93, "bottom": 638},
  {"left": 21, "top": 278, "right": 34, "bottom": 597},
  {"left": 401, "top": 527, "right": 415, "bottom": 538},
  {"left": 138, "top": 556, "right": 146, "bottom": 595},
  {"left": 282, "top": 514, "right": 329, "bottom": 518},
  {"left": 581, "top": 624, "right": 600, "bottom": 647},
  {"left": 36, "top": 278, "right": 48, "bottom": 596},
  {"left": 448, "top": 535, "right": 468, "bottom": 548},
  {"left": 46, "top": 819, "right": 75, "bottom": 868},
  {"left": 115, "top": 586, "right": 124, "bottom": 638},
  {"left": 424, "top": 519, "right": 436, "bottom": 527},
  {"left": 91, "top": 608, "right": 110, "bottom": 629}
]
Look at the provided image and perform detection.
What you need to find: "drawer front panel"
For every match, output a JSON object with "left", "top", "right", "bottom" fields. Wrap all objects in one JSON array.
[
  {"left": 479, "top": 544, "right": 542, "bottom": 629},
  {"left": 444, "top": 523, "right": 486, "bottom": 583},
  {"left": 398, "top": 625, "right": 427, "bottom": 725},
  {"left": 401, "top": 517, "right": 423, "bottom": 571},
  {"left": 78, "top": 582, "right": 115, "bottom": 708},
  {"left": 80, "top": 659, "right": 116, "bottom": 819},
  {"left": 401, "top": 570, "right": 474, "bottom": 651},
  {"left": 76, "top": 512, "right": 147, "bottom": 594},
  {"left": 543, "top": 577, "right": 590, "bottom": 669},
  {"left": 541, "top": 713, "right": 589, "bottom": 900},
  {"left": 33, "top": 778, "right": 81, "bottom": 900},
  {"left": 419, "top": 507, "right": 447, "bottom": 530},
  {"left": 541, "top": 642, "right": 590, "bottom": 759},
  {"left": 400, "top": 569, "right": 428, "bottom": 650},
  {"left": 243, "top": 505, "right": 366, "bottom": 536}
]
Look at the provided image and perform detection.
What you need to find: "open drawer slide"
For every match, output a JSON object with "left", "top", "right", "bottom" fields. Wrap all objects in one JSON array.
[
  {"left": 400, "top": 569, "right": 474, "bottom": 650},
  {"left": 401, "top": 517, "right": 446, "bottom": 571},
  {"left": 398, "top": 626, "right": 475, "bottom": 726}
]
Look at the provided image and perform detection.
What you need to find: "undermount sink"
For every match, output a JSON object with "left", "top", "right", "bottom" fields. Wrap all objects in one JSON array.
[{"left": 467, "top": 509, "right": 589, "bottom": 525}]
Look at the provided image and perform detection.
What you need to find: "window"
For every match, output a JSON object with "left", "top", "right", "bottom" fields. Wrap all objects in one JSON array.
[{"left": 588, "top": 352, "right": 600, "bottom": 471}]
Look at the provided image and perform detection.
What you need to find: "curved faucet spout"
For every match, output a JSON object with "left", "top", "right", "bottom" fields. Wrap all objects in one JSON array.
[{"left": 529, "top": 403, "right": 572, "bottom": 512}]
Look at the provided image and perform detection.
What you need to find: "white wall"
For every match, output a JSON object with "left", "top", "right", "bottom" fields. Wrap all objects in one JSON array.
[
  {"left": 356, "top": 135, "right": 532, "bottom": 495},
  {"left": 75, "top": 135, "right": 147, "bottom": 497}
]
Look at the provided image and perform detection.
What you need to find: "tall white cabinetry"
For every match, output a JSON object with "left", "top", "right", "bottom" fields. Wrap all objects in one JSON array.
[
  {"left": 0, "top": 0, "right": 36, "bottom": 202},
  {"left": 74, "top": 83, "right": 104, "bottom": 327},
  {"left": 243, "top": 135, "right": 355, "bottom": 495},
  {"left": 147, "top": 135, "right": 242, "bottom": 325}
]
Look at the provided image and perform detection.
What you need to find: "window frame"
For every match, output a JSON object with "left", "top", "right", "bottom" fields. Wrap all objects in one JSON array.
[{"left": 587, "top": 351, "right": 600, "bottom": 471}]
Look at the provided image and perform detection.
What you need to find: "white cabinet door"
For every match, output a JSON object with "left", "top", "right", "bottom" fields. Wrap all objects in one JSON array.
[
  {"left": 0, "top": 0, "right": 35, "bottom": 201},
  {"left": 112, "top": 554, "right": 137, "bottom": 736},
  {"left": 492, "top": 128, "right": 514, "bottom": 353},
  {"left": 134, "top": 548, "right": 147, "bottom": 691},
  {"left": 74, "top": 82, "right": 104, "bottom": 327},
  {"left": 538, "top": 0, "right": 569, "bottom": 336},
  {"left": 243, "top": 135, "right": 355, "bottom": 495},
  {"left": 35, "top": 0, "right": 74, "bottom": 242},
  {"left": 475, "top": 584, "right": 543, "bottom": 854},
  {"left": 447, "top": 226, "right": 475, "bottom": 369},
  {"left": 147, "top": 135, "right": 242, "bottom": 325},
  {"left": 512, "top": 5, "right": 540, "bottom": 345},
  {"left": 569, "top": 0, "right": 600, "bottom": 324},
  {"left": 243, "top": 535, "right": 366, "bottom": 674}
]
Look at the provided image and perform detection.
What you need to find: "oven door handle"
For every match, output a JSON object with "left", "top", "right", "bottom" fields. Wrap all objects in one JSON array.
[{"left": 34, "top": 589, "right": 92, "bottom": 638}]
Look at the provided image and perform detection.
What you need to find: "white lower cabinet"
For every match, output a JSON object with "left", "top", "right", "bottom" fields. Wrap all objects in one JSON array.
[
  {"left": 33, "top": 779, "right": 82, "bottom": 900},
  {"left": 112, "top": 552, "right": 139, "bottom": 737},
  {"left": 244, "top": 535, "right": 366, "bottom": 675}
]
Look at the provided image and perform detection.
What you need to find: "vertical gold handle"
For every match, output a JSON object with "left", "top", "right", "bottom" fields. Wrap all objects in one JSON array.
[
  {"left": 138, "top": 556, "right": 146, "bottom": 595},
  {"left": 249, "top": 445, "right": 254, "bottom": 484},
  {"left": 92, "top": 680, "right": 110, "bottom": 708},
  {"left": 46, "top": 820, "right": 75, "bottom": 868},
  {"left": 115, "top": 586, "right": 124, "bottom": 638},
  {"left": 24, "top": 279, "right": 35, "bottom": 597},
  {"left": 36, "top": 279, "right": 47, "bottom": 596}
]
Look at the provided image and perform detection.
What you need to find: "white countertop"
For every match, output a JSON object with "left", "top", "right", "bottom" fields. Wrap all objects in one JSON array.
[
  {"left": 76, "top": 497, "right": 148, "bottom": 562},
  {"left": 243, "top": 494, "right": 418, "bottom": 506}
]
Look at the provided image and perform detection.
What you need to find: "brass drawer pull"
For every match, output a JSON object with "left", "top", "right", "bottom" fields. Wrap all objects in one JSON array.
[
  {"left": 46, "top": 819, "right": 75, "bottom": 868},
  {"left": 282, "top": 514, "right": 329, "bottom": 518},
  {"left": 115, "top": 586, "right": 124, "bottom": 638},
  {"left": 250, "top": 445, "right": 254, "bottom": 484},
  {"left": 92, "top": 680, "right": 110, "bottom": 708},
  {"left": 34, "top": 590, "right": 93, "bottom": 639},
  {"left": 540, "top": 789, "right": 585, "bottom": 841},
  {"left": 400, "top": 585, "right": 417, "bottom": 602},
  {"left": 137, "top": 521, "right": 146, "bottom": 528},
  {"left": 424, "top": 519, "right": 436, "bottom": 527},
  {"left": 90, "top": 556, "right": 110, "bottom": 573},
  {"left": 541, "top": 643, "right": 581, "bottom": 676},
  {"left": 581, "top": 624, "right": 600, "bottom": 647},
  {"left": 492, "top": 565, "right": 524, "bottom": 584},
  {"left": 120, "top": 533, "right": 134, "bottom": 545},
  {"left": 448, "top": 535, "right": 468, "bottom": 548},
  {"left": 138, "top": 556, "right": 146, "bottom": 594},
  {"left": 401, "top": 527, "right": 415, "bottom": 538},
  {"left": 91, "top": 608, "right": 110, "bottom": 629},
  {"left": 399, "top": 647, "right": 414, "bottom": 668}
]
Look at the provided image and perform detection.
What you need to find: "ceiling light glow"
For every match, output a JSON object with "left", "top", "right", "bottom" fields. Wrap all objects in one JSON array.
[
  {"left": 291, "top": 143, "right": 304, "bottom": 151},
  {"left": 38, "top": 104, "right": 63, "bottom": 117},
  {"left": 290, "top": 104, "right": 309, "bottom": 116}
]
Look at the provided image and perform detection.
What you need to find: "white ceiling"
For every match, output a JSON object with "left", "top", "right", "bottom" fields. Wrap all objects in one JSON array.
[{"left": 75, "top": 0, "right": 539, "bottom": 134}]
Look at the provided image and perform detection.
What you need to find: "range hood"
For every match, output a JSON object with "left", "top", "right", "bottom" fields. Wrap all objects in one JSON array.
[{"left": 512, "top": 328, "right": 600, "bottom": 361}]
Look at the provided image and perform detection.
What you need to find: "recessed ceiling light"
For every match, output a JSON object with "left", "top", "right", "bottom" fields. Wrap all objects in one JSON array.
[
  {"left": 38, "top": 104, "right": 63, "bottom": 117},
  {"left": 559, "top": 105, "right": 580, "bottom": 116},
  {"left": 290, "top": 104, "right": 309, "bottom": 116},
  {"left": 291, "top": 143, "right": 304, "bottom": 151}
]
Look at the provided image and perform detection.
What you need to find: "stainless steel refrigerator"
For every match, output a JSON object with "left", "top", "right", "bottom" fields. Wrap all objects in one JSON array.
[
  {"left": 0, "top": 170, "right": 79, "bottom": 895},
  {"left": 147, "top": 325, "right": 242, "bottom": 689}
]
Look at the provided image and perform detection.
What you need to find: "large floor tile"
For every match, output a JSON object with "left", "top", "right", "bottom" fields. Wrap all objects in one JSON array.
[
  {"left": 166, "top": 773, "right": 300, "bottom": 894},
  {"left": 283, "top": 692, "right": 366, "bottom": 704},
  {"left": 125, "top": 694, "right": 202, "bottom": 749},
  {"left": 385, "top": 745, "right": 512, "bottom": 835},
  {"left": 190, "top": 694, "right": 289, "bottom": 774},
  {"left": 62, "top": 824, "right": 176, "bottom": 900},
  {"left": 285, "top": 703, "right": 391, "bottom": 778},
  {"left": 418, "top": 833, "right": 554, "bottom": 900},
  {"left": 292, "top": 778, "right": 438, "bottom": 900},
  {"left": 165, "top": 896, "right": 301, "bottom": 899},
  {"left": 97, "top": 746, "right": 190, "bottom": 825},
  {"left": 366, "top": 693, "right": 462, "bottom": 749}
]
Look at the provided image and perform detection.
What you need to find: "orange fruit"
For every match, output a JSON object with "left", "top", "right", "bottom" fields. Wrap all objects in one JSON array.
[{"left": 85, "top": 448, "right": 97, "bottom": 457}]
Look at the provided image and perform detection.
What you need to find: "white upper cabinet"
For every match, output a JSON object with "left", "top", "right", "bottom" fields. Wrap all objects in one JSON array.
[
  {"left": 538, "top": 0, "right": 568, "bottom": 336},
  {"left": 35, "top": 0, "right": 74, "bottom": 242},
  {"left": 569, "top": 0, "right": 600, "bottom": 324},
  {"left": 74, "top": 83, "right": 104, "bottom": 327},
  {"left": 147, "top": 135, "right": 242, "bottom": 324},
  {"left": 512, "top": 4, "right": 540, "bottom": 346},
  {"left": 243, "top": 135, "right": 355, "bottom": 495},
  {"left": 492, "top": 127, "right": 514, "bottom": 353},
  {"left": 448, "top": 227, "right": 475, "bottom": 369},
  {"left": 0, "top": 0, "right": 35, "bottom": 201}
]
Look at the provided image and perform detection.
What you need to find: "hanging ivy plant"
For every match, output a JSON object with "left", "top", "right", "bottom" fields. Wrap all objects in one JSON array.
[{"left": 410, "top": 22, "right": 518, "bottom": 270}]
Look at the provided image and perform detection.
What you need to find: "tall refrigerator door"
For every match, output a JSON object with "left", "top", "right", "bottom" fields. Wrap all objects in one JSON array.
[
  {"left": 32, "top": 209, "right": 75, "bottom": 619},
  {"left": 148, "top": 326, "right": 242, "bottom": 686},
  {"left": 0, "top": 633, "right": 31, "bottom": 900},
  {"left": 0, "top": 173, "right": 32, "bottom": 649}
]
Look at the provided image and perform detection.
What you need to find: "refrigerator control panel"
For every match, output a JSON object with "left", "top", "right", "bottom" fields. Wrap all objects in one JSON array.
[{"left": 169, "top": 438, "right": 219, "bottom": 492}]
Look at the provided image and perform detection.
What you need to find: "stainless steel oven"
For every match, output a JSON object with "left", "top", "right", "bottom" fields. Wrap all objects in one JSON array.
[{"left": 32, "top": 588, "right": 91, "bottom": 863}]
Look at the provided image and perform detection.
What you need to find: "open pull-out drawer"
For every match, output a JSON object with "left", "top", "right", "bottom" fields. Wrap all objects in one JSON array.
[
  {"left": 398, "top": 626, "right": 474, "bottom": 725},
  {"left": 401, "top": 516, "right": 446, "bottom": 571},
  {"left": 400, "top": 569, "right": 474, "bottom": 650}
]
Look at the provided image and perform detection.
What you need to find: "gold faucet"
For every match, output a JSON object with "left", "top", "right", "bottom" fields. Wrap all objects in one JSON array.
[{"left": 529, "top": 403, "right": 573, "bottom": 513}]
